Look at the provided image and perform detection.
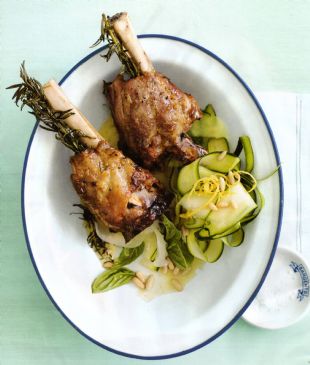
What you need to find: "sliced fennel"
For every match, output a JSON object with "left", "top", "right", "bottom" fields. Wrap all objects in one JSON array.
[
  {"left": 95, "top": 221, "right": 161, "bottom": 249},
  {"left": 95, "top": 222, "right": 126, "bottom": 246},
  {"left": 153, "top": 228, "right": 168, "bottom": 267}
]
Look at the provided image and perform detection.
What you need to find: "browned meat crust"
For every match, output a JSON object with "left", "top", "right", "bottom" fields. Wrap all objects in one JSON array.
[
  {"left": 71, "top": 140, "right": 169, "bottom": 238},
  {"left": 106, "top": 72, "right": 205, "bottom": 168}
]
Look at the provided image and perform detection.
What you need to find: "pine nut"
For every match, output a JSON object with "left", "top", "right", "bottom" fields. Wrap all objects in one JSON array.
[
  {"left": 234, "top": 172, "right": 240, "bottom": 181},
  {"left": 173, "top": 267, "right": 180, "bottom": 276},
  {"left": 217, "top": 201, "right": 229, "bottom": 208},
  {"left": 167, "top": 257, "right": 175, "bottom": 271},
  {"left": 161, "top": 264, "right": 168, "bottom": 274},
  {"left": 168, "top": 262, "right": 175, "bottom": 271},
  {"left": 135, "top": 271, "right": 146, "bottom": 283},
  {"left": 132, "top": 277, "right": 145, "bottom": 289},
  {"left": 217, "top": 151, "right": 227, "bottom": 161},
  {"left": 219, "top": 177, "right": 226, "bottom": 192},
  {"left": 181, "top": 226, "right": 189, "bottom": 236},
  {"left": 228, "top": 171, "right": 235, "bottom": 185},
  {"left": 145, "top": 275, "right": 154, "bottom": 290},
  {"left": 208, "top": 202, "right": 218, "bottom": 211},
  {"left": 230, "top": 200, "right": 238, "bottom": 209},
  {"left": 171, "top": 278, "right": 183, "bottom": 292},
  {"left": 103, "top": 261, "right": 113, "bottom": 268}
]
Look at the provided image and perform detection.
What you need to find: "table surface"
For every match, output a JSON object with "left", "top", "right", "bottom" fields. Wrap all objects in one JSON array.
[{"left": 1, "top": 1, "right": 310, "bottom": 364}]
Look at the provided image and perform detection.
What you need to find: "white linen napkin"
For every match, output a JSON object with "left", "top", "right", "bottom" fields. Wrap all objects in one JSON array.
[{"left": 256, "top": 92, "right": 310, "bottom": 262}]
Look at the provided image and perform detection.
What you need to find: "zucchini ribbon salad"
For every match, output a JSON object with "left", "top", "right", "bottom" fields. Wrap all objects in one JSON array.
[{"left": 9, "top": 12, "right": 265, "bottom": 298}]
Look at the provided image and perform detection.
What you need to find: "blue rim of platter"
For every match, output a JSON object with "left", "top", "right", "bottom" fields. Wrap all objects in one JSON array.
[{"left": 21, "top": 34, "right": 284, "bottom": 360}]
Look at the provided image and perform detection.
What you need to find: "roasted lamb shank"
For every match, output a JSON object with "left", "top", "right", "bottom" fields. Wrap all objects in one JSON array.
[
  {"left": 100, "top": 13, "right": 205, "bottom": 168},
  {"left": 10, "top": 65, "right": 168, "bottom": 238}
]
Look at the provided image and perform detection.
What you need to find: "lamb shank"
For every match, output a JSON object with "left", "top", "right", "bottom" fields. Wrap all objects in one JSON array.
[
  {"left": 100, "top": 13, "right": 205, "bottom": 168},
  {"left": 10, "top": 65, "right": 168, "bottom": 238}
]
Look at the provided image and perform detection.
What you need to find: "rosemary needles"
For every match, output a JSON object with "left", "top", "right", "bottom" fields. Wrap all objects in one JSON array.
[
  {"left": 91, "top": 14, "right": 140, "bottom": 78},
  {"left": 7, "top": 62, "right": 86, "bottom": 153},
  {"left": 72, "top": 204, "right": 108, "bottom": 259}
]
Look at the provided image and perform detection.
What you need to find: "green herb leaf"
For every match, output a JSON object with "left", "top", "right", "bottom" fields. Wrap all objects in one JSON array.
[
  {"left": 112, "top": 243, "right": 145, "bottom": 269},
  {"left": 166, "top": 237, "right": 194, "bottom": 270},
  {"left": 160, "top": 215, "right": 193, "bottom": 269},
  {"left": 92, "top": 267, "right": 135, "bottom": 293}
]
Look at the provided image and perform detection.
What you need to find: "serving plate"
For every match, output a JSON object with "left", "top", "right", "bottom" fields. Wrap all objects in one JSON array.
[{"left": 22, "top": 35, "right": 283, "bottom": 359}]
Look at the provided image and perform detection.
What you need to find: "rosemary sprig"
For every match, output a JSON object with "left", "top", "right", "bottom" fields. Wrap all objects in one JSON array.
[
  {"left": 91, "top": 14, "right": 139, "bottom": 78},
  {"left": 7, "top": 62, "right": 87, "bottom": 153},
  {"left": 73, "top": 204, "right": 108, "bottom": 258}
]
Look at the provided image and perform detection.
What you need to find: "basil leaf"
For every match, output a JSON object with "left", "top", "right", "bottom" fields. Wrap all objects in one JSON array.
[
  {"left": 166, "top": 238, "right": 193, "bottom": 269},
  {"left": 160, "top": 215, "right": 193, "bottom": 269},
  {"left": 92, "top": 267, "right": 135, "bottom": 293},
  {"left": 112, "top": 243, "right": 145, "bottom": 269}
]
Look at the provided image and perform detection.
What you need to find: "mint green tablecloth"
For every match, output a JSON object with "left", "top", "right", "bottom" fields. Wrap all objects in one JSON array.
[{"left": 1, "top": 1, "right": 310, "bottom": 364}]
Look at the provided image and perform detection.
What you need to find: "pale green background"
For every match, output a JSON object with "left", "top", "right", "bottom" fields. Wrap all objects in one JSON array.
[{"left": 1, "top": 1, "right": 310, "bottom": 364}]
